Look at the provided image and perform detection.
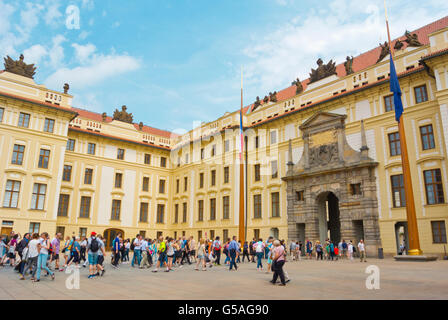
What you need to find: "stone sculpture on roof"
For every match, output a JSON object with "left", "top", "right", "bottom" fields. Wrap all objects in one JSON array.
[
  {"left": 113, "top": 105, "right": 134, "bottom": 123},
  {"left": 344, "top": 56, "right": 354, "bottom": 75},
  {"left": 269, "top": 91, "right": 278, "bottom": 102},
  {"left": 63, "top": 83, "right": 70, "bottom": 94},
  {"left": 253, "top": 96, "right": 261, "bottom": 110},
  {"left": 3, "top": 54, "right": 36, "bottom": 79},
  {"left": 292, "top": 78, "right": 303, "bottom": 94},
  {"left": 309, "top": 58, "right": 337, "bottom": 83},
  {"left": 394, "top": 39, "right": 404, "bottom": 51},
  {"left": 404, "top": 30, "right": 422, "bottom": 47},
  {"left": 377, "top": 41, "right": 390, "bottom": 63}
]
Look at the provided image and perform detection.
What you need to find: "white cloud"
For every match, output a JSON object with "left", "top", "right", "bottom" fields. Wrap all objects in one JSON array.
[
  {"left": 19, "top": 2, "right": 44, "bottom": 33},
  {"left": 49, "top": 35, "right": 66, "bottom": 67},
  {"left": 43, "top": 0, "right": 63, "bottom": 27},
  {"left": 23, "top": 44, "right": 47, "bottom": 65},
  {"left": 72, "top": 43, "right": 96, "bottom": 63}
]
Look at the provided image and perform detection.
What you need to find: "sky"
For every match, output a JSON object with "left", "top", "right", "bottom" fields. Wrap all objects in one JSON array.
[{"left": 0, "top": 0, "right": 447, "bottom": 134}]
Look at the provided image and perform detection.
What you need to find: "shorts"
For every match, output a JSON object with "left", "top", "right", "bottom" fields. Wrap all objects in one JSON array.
[
  {"left": 167, "top": 254, "right": 174, "bottom": 258},
  {"left": 88, "top": 252, "right": 99, "bottom": 265},
  {"left": 7, "top": 252, "right": 15, "bottom": 259},
  {"left": 267, "top": 258, "right": 273, "bottom": 264},
  {"left": 97, "top": 255, "right": 104, "bottom": 266},
  {"left": 158, "top": 252, "right": 166, "bottom": 263},
  {"left": 197, "top": 254, "right": 204, "bottom": 260},
  {"left": 52, "top": 253, "right": 59, "bottom": 260},
  {"left": 190, "top": 250, "right": 196, "bottom": 256}
]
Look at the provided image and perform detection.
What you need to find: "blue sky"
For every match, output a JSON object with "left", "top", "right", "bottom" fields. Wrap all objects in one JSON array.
[{"left": 0, "top": 0, "right": 447, "bottom": 133}]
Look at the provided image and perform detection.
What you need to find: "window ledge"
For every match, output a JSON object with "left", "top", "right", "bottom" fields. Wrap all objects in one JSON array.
[{"left": 424, "top": 203, "right": 447, "bottom": 208}]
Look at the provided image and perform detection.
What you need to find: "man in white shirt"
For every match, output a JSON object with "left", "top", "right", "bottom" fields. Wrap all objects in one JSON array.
[
  {"left": 131, "top": 235, "right": 143, "bottom": 267},
  {"left": 358, "top": 239, "right": 367, "bottom": 262},
  {"left": 139, "top": 238, "right": 150, "bottom": 269}
]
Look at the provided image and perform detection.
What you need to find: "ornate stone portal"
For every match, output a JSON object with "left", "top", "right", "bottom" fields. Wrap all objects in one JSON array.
[{"left": 283, "top": 112, "right": 382, "bottom": 257}]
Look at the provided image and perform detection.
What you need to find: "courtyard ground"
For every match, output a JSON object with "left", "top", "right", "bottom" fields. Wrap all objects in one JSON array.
[{"left": 0, "top": 257, "right": 447, "bottom": 300}]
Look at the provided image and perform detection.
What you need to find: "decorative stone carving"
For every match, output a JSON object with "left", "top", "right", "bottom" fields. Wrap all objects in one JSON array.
[
  {"left": 263, "top": 96, "right": 269, "bottom": 103},
  {"left": 376, "top": 41, "right": 390, "bottom": 63},
  {"left": 269, "top": 91, "right": 278, "bottom": 102},
  {"left": 113, "top": 105, "right": 133, "bottom": 123},
  {"left": 101, "top": 112, "right": 107, "bottom": 122},
  {"left": 344, "top": 56, "right": 354, "bottom": 75},
  {"left": 309, "top": 58, "right": 337, "bottom": 83},
  {"left": 309, "top": 144, "right": 338, "bottom": 166},
  {"left": 139, "top": 122, "right": 144, "bottom": 130},
  {"left": 404, "top": 30, "right": 422, "bottom": 47},
  {"left": 63, "top": 83, "right": 70, "bottom": 94},
  {"left": 394, "top": 39, "right": 404, "bottom": 51},
  {"left": 291, "top": 78, "right": 303, "bottom": 94},
  {"left": 3, "top": 54, "right": 36, "bottom": 79},
  {"left": 253, "top": 96, "right": 261, "bottom": 110}
]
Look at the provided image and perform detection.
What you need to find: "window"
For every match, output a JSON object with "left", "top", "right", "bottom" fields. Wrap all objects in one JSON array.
[
  {"left": 210, "top": 230, "right": 215, "bottom": 240},
  {"left": 63, "top": 165, "right": 72, "bottom": 182},
  {"left": 160, "top": 157, "right": 167, "bottom": 168},
  {"left": 431, "top": 221, "right": 447, "bottom": 243},
  {"left": 44, "top": 118, "right": 55, "bottom": 133},
  {"left": 144, "top": 153, "right": 151, "bottom": 165},
  {"left": 182, "top": 202, "right": 187, "bottom": 223},
  {"left": 391, "top": 174, "right": 405, "bottom": 207},
  {"left": 254, "top": 229, "right": 260, "bottom": 240},
  {"left": 56, "top": 226, "right": 65, "bottom": 238},
  {"left": 296, "top": 190, "right": 304, "bottom": 201},
  {"left": 159, "top": 179, "right": 165, "bottom": 194},
  {"left": 3, "top": 180, "right": 21, "bottom": 208},
  {"left": 38, "top": 149, "right": 50, "bottom": 169},
  {"left": 420, "top": 125, "right": 435, "bottom": 150},
  {"left": 201, "top": 148, "right": 205, "bottom": 160},
  {"left": 11, "top": 144, "right": 25, "bottom": 165},
  {"left": 224, "top": 140, "right": 230, "bottom": 152},
  {"left": 57, "top": 194, "right": 70, "bottom": 216},
  {"left": 66, "top": 139, "right": 75, "bottom": 151},
  {"left": 111, "top": 199, "right": 121, "bottom": 220},
  {"left": 184, "top": 177, "right": 188, "bottom": 192},
  {"left": 424, "top": 169, "right": 445, "bottom": 204},
  {"left": 199, "top": 173, "right": 204, "bottom": 188},
  {"left": 87, "top": 143, "right": 96, "bottom": 155},
  {"left": 211, "top": 145, "right": 216, "bottom": 157},
  {"left": 157, "top": 204, "right": 165, "bottom": 223},
  {"left": 156, "top": 231, "right": 163, "bottom": 238},
  {"left": 271, "top": 160, "right": 278, "bottom": 179},
  {"left": 223, "top": 229, "right": 229, "bottom": 241},
  {"left": 223, "top": 196, "right": 230, "bottom": 219},
  {"left": 185, "top": 153, "right": 189, "bottom": 164},
  {"left": 388, "top": 132, "right": 401, "bottom": 156},
  {"left": 31, "top": 183, "right": 46, "bottom": 210},
  {"left": 139, "top": 230, "right": 146, "bottom": 238},
  {"left": 79, "top": 228, "right": 87, "bottom": 238},
  {"left": 79, "top": 196, "right": 91, "bottom": 218},
  {"left": 254, "top": 164, "right": 261, "bottom": 182},
  {"left": 174, "top": 204, "right": 179, "bottom": 223},
  {"left": 253, "top": 194, "right": 262, "bottom": 218},
  {"left": 176, "top": 179, "right": 180, "bottom": 193},
  {"left": 198, "top": 200, "right": 204, "bottom": 221},
  {"left": 271, "top": 192, "right": 280, "bottom": 217},
  {"left": 18, "top": 112, "right": 30, "bottom": 128},
  {"left": 117, "top": 148, "right": 125, "bottom": 160},
  {"left": 350, "top": 183, "right": 362, "bottom": 195},
  {"left": 270, "top": 131, "right": 277, "bottom": 144},
  {"left": 0, "top": 107, "right": 4, "bottom": 122},
  {"left": 142, "top": 177, "right": 149, "bottom": 192},
  {"left": 29, "top": 222, "right": 40, "bottom": 234},
  {"left": 210, "top": 198, "right": 216, "bottom": 220},
  {"left": 115, "top": 173, "right": 122, "bottom": 188},
  {"left": 224, "top": 167, "right": 229, "bottom": 184},
  {"left": 198, "top": 230, "right": 202, "bottom": 240},
  {"left": 211, "top": 170, "right": 216, "bottom": 186},
  {"left": 140, "top": 202, "right": 148, "bottom": 222},
  {"left": 255, "top": 136, "right": 259, "bottom": 149},
  {"left": 414, "top": 85, "right": 428, "bottom": 104},
  {"left": 84, "top": 168, "right": 93, "bottom": 184},
  {"left": 384, "top": 95, "right": 394, "bottom": 112}
]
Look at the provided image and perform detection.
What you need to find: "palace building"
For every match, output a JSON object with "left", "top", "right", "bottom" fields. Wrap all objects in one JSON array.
[{"left": 1, "top": 17, "right": 448, "bottom": 256}]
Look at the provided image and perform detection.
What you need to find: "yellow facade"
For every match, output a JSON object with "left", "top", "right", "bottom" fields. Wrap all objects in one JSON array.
[{"left": 1, "top": 21, "right": 448, "bottom": 256}]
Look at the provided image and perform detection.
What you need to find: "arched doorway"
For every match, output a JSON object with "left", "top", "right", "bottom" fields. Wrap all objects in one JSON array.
[
  {"left": 316, "top": 192, "right": 341, "bottom": 244},
  {"left": 103, "top": 228, "right": 124, "bottom": 250}
]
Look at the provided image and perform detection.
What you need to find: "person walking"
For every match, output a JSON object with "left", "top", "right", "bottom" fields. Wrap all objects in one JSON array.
[
  {"left": 254, "top": 238, "right": 265, "bottom": 271},
  {"left": 87, "top": 232, "right": 101, "bottom": 278},
  {"left": 140, "top": 237, "right": 151, "bottom": 269},
  {"left": 242, "top": 241, "right": 250, "bottom": 262},
  {"left": 79, "top": 236, "right": 87, "bottom": 267},
  {"left": 15, "top": 233, "right": 30, "bottom": 273},
  {"left": 212, "top": 236, "right": 222, "bottom": 265},
  {"left": 228, "top": 236, "right": 239, "bottom": 271},
  {"left": 35, "top": 232, "right": 55, "bottom": 282},
  {"left": 49, "top": 233, "right": 63, "bottom": 271},
  {"left": 189, "top": 236, "right": 197, "bottom": 263},
  {"left": 95, "top": 234, "right": 106, "bottom": 276},
  {"left": 305, "top": 239, "right": 313, "bottom": 260},
  {"left": 112, "top": 233, "right": 121, "bottom": 268},
  {"left": 195, "top": 238, "right": 207, "bottom": 271},
  {"left": 358, "top": 239, "right": 367, "bottom": 262},
  {"left": 316, "top": 241, "right": 323, "bottom": 260},
  {"left": 348, "top": 241, "right": 354, "bottom": 260},
  {"left": 270, "top": 240, "right": 286, "bottom": 286},
  {"left": 131, "top": 234, "right": 142, "bottom": 267},
  {"left": 289, "top": 241, "right": 296, "bottom": 261},
  {"left": 20, "top": 233, "right": 40, "bottom": 280}
]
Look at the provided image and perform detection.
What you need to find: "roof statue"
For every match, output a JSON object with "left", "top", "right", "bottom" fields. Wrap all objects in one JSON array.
[
  {"left": 291, "top": 78, "right": 303, "bottom": 94},
  {"left": 253, "top": 96, "right": 261, "bottom": 110},
  {"left": 113, "top": 105, "right": 134, "bottom": 123},
  {"left": 63, "top": 83, "right": 70, "bottom": 94},
  {"left": 102, "top": 112, "right": 107, "bottom": 121},
  {"left": 263, "top": 95, "right": 269, "bottom": 103},
  {"left": 269, "top": 91, "right": 278, "bottom": 102},
  {"left": 376, "top": 41, "right": 390, "bottom": 63},
  {"left": 3, "top": 54, "right": 36, "bottom": 79},
  {"left": 309, "top": 58, "right": 337, "bottom": 83},
  {"left": 344, "top": 56, "right": 354, "bottom": 75},
  {"left": 139, "top": 122, "right": 144, "bottom": 130},
  {"left": 404, "top": 30, "right": 422, "bottom": 47},
  {"left": 394, "top": 39, "right": 404, "bottom": 51}
]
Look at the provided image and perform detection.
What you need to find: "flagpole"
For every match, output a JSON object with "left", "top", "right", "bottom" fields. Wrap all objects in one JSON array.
[
  {"left": 384, "top": 0, "right": 422, "bottom": 255},
  {"left": 238, "top": 66, "right": 246, "bottom": 244}
]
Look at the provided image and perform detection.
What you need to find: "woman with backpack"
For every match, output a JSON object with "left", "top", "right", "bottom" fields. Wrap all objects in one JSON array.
[
  {"left": 35, "top": 232, "right": 55, "bottom": 282},
  {"left": 254, "top": 238, "right": 265, "bottom": 271},
  {"left": 67, "top": 236, "right": 81, "bottom": 268}
]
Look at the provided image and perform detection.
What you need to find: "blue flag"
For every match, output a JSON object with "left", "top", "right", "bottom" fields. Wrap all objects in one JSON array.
[{"left": 389, "top": 53, "right": 404, "bottom": 122}]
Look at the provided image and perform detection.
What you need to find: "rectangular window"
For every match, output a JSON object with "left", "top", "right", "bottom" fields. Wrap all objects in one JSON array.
[
  {"left": 201, "top": 148, "right": 204, "bottom": 160},
  {"left": 62, "top": 165, "right": 72, "bottom": 182},
  {"left": 159, "top": 179, "right": 165, "bottom": 194},
  {"left": 84, "top": 168, "right": 93, "bottom": 184},
  {"left": 270, "top": 131, "right": 277, "bottom": 144},
  {"left": 253, "top": 194, "right": 262, "bottom": 218},
  {"left": 11, "top": 144, "right": 25, "bottom": 165},
  {"left": 0, "top": 108, "right": 4, "bottom": 122},
  {"left": 420, "top": 124, "right": 435, "bottom": 150},
  {"left": 414, "top": 84, "right": 428, "bottom": 104},
  {"left": 174, "top": 204, "right": 179, "bottom": 223},
  {"left": 111, "top": 199, "right": 121, "bottom": 220},
  {"left": 431, "top": 221, "right": 447, "bottom": 243},
  {"left": 117, "top": 148, "right": 125, "bottom": 160},
  {"left": 388, "top": 132, "right": 401, "bottom": 156},
  {"left": 87, "top": 143, "right": 96, "bottom": 155},
  {"left": 391, "top": 174, "right": 405, "bottom": 207},
  {"left": 38, "top": 149, "right": 50, "bottom": 169},
  {"left": 79, "top": 196, "right": 91, "bottom": 218},
  {"left": 79, "top": 228, "right": 87, "bottom": 238},
  {"left": 198, "top": 230, "right": 202, "bottom": 240},
  {"left": 211, "top": 145, "right": 216, "bottom": 157},
  {"left": 31, "top": 183, "right": 46, "bottom": 210},
  {"left": 198, "top": 200, "right": 204, "bottom": 221},
  {"left": 3, "top": 180, "right": 21, "bottom": 208},
  {"left": 210, "top": 198, "right": 216, "bottom": 220},
  {"left": 182, "top": 202, "right": 187, "bottom": 223},
  {"left": 144, "top": 153, "right": 151, "bottom": 165},
  {"left": 224, "top": 167, "right": 229, "bottom": 184},
  {"left": 223, "top": 196, "right": 230, "bottom": 219},
  {"left": 254, "top": 164, "right": 261, "bottom": 182},
  {"left": 115, "top": 173, "right": 122, "bottom": 188},
  {"left": 29, "top": 222, "right": 40, "bottom": 234},
  {"left": 384, "top": 95, "right": 394, "bottom": 112},
  {"left": 142, "top": 177, "right": 149, "bottom": 192},
  {"left": 44, "top": 118, "right": 55, "bottom": 133},
  {"left": 224, "top": 140, "right": 230, "bottom": 152},
  {"left": 271, "top": 192, "right": 280, "bottom": 217},
  {"left": 157, "top": 204, "right": 165, "bottom": 223},
  {"left": 56, "top": 226, "right": 65, "bottom": 238},
  {"left": 140, "top": 202, "right": 148, "bottom": 223},
  {"left": 199, "top": 173, "right": 204, "bottom": 188},
  {"left": 184, "top": 177, "right": 188, "bottom": 192},
  {"left": 66, "top": 139, "right": 75, "bottom": 151},
  {"left": 424, "top": 169, "right": 445, "bottom": 205},
  {"left": 176, "top": 179, "right": 180, "bottom": 193},
  {"left": 57, "top": 194, "right": 70, "bottom": 217},
  {"left": 18, "top": 112, "right": 30, "bottom": 128},
  {"left": 271, "top": 160, "right": 278, "bottom": 179},
  {"left": 210, "top": 230, "right": 215, "bottom": 240},
  {"left": 350, "top": 183, "right": 362, "bottom": 195},
  {"left": 160, "top": 157, "right": 167, "bottom": 168},
  {"left": 254, "top": 229, "right": 260, "bottom": 241},
  {"left": 211, "top": 170, "right": 216, "bottom": 186},
  {"left": 255, "top": 136, "right": 259, "bottom": 149},
  {"left": 296, "top": 190, "right": 304, "bottom": 201},
  {"left": 223, "top": 229, "right": 229, "bottom": 241}
]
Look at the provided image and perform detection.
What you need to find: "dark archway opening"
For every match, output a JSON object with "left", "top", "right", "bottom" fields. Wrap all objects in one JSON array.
[{"left": 317, "top": 192, "right": 341, "bottom": 244}]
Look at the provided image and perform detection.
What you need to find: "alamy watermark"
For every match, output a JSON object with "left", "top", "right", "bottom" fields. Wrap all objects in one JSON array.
[{"left": 365, "top": 265, "right": 380, "bottom": 290}]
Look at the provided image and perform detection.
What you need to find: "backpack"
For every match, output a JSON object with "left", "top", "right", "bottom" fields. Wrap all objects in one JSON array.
[
  {"left": 256, "top": 242, "right": 263, "bottom": 253},
  {"left": 334, "top": 247, "right": 339, "bottom": 255},
  {"left": 214, "top": 242, "right": 221, "bottom": 251},
  {"left": 48, "top": 242, "right": 53, "bottom": 255},
  {"left": 130, "top": 238, "right": 136, "bottom": 251},
  {"left": 16, "top": 239, "right": 27, "bottom": 254},
  {"left": 90, "top": 237, "right": 99, "bottom": 253}
]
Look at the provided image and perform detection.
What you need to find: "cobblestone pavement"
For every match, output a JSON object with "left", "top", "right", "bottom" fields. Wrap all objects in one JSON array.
[{"left": 0, "top": 257, "right": 447, "bottom": 300}]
